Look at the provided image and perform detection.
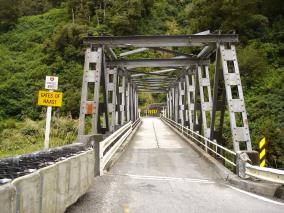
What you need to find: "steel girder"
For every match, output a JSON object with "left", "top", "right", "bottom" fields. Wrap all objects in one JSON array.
[{"left": 84, "top": 34, "right": 238, "bottom": 47}]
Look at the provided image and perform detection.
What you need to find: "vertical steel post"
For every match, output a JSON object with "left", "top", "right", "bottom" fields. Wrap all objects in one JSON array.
[
  {"left": 92, "top": 48, "right": 103, "bottom": 134},
  {"left": 220, "top": 44, "right": 252, "bottom": 151},
  {"left": 106, "top": 67, "right": 117, "bottom": 132},
  {"left": 210, "top": 44, "right": 226, "bottom": 153},
  {"left": 193, "top": 66, "right": 202, "bottom": 134},
  {"left": 174, "top": 87, "right": 179, "bottom": 122},
  {"left": 118, "top": 72, "right": 126, "bottom": 124},
  {"left": 198, "top": 65, "right": 213, "bottom": 138},
  {"left": 126, "top": 82, "right": 131, "bottom": 121},
  {"left": 78, "top": 47, "right": 103, "bottom": 136},
  {"left": 185, "top": 73, "right": 196, "bottom": 130},
  {"left": 178, "top": 80, "right": 185, "bottom": 126}
]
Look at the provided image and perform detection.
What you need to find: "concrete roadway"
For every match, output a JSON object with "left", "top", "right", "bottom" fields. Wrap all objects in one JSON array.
[{"left": 67, "top": 117, "right": 284, "bottom": 213}]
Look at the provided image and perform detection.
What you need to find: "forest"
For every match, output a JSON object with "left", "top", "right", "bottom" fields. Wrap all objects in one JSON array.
[{"left": 0, "top": 0, "right": 283, "bottom": 168}]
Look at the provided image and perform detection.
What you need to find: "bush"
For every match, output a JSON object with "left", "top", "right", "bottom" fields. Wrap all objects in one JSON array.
[{"left": 0, "top": 117, "right": 78, "bottom": 158}]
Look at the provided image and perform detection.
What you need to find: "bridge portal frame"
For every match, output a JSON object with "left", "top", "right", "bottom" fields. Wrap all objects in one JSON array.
[{"left": 79, "top": 34, "right": 251, "bottom": 152}]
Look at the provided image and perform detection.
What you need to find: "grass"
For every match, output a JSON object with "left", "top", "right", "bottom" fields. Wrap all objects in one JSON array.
[{"left": 0, "top": 116, "right": 78, "bottom": 158}]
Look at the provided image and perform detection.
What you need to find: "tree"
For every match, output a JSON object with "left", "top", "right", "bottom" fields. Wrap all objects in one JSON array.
[{"left": 0, "top": 0, "right": 19, "bottom": 32}]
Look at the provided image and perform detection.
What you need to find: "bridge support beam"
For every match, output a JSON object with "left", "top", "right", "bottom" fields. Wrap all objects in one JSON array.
[
  {"left": 178, "top": 80, "right": 186, "bottom": 127},
  {"left": 193, "top": 67, "right": 202, "bottom": 134},
  {"left": 185, "top": 72, "right": 196, "bottom": 130},
  {"left": 106, "top": 67, "right": 117, "bottom": 132},
  {"left": 198, "top": 65, "right": 213, "bottom": 139},
  {"left": 210, "top": 44, "right": 252, "bottom": 152},
  {"left": 78, "top": 47, "right": 104, "bottom": 135}
]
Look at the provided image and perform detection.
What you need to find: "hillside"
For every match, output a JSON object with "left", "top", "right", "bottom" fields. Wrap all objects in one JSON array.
[{"left": 0, "top": 0, "right": 283, "bottom": 167}]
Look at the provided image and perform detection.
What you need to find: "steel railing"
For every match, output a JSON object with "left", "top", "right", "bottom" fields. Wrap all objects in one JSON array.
[
  {"left": 161, "top": 116, "right": 236, "bottom": 167},
  {"left": 101, "top": 121, "right": 133, "bottom": 169},
  {"left": 95, "top": 118, "right": 141, "bottom": 175},
  {"left": 132, "top": 118, "right": 141, "bottom": 129},
  {"left": 161, "top": 116, "right": 284, "bottom": 184},
  {"left": 245, "top": 163, "right": 284, "bottom": 184}
]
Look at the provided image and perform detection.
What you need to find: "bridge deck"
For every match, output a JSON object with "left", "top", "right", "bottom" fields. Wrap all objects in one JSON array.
[{"left": 67, "top": 117, "right": 283, "bottom": 213}]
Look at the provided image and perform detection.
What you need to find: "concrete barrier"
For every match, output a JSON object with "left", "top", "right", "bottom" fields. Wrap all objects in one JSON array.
[
  {"left": 87, "top": 150, "right": 95, "bottom": 186},
  {"left": 66, "top": 154, "right": 81, "bottom": 207},
  {"left": 12, "top": 172, "right": 41, "bottom": 213},
  {"left": 0, "top": 149, "right": 95, "bottom": 213},
  {"left": 0, "top": 183, "right": 16, "bottom": 213},
  {"left": 39, "top": 164, "right": 58, "bottom": 213},
  {"left": 79, "top": 153, "right": 88, "bottom": 195},
  {"left": 79, "top": 150, "right": 95, "bottom": 200},
  {"left": 55, "top": 158, "right": 70, "bottom": 213},
  {"left": 66, "top": 149, "right": 95, "bottom": 208}
]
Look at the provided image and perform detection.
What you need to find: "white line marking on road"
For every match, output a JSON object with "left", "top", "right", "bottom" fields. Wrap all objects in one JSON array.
[
  {"left": 152, "top": 121, "right": 160, "bottom": 148},
  {"left": 106, "top": 173, "right": 215, "bottom": 183},
  {"left": 228, "top": 185, "right": 284, "bottom": 205}
]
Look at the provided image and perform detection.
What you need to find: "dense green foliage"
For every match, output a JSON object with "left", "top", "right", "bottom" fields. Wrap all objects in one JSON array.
[
  {"left": 0, "top": 0, "right": 283, "bottom": 167},
  {"left": 0, "top": 117, "right": 78, "bottom": 157}
]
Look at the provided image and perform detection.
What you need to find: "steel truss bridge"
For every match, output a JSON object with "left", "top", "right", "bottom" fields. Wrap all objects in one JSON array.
[
  {"left": 79, "top": 33, "right": 250, "bottom": 152},
  {"left": 1, "top": 33, "right": 284, "bottom": 213}
]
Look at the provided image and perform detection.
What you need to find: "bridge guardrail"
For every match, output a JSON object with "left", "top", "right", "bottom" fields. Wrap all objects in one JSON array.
[
  {"left": 95, "top": 118, "right": 141, "bottom": 175},
  {"left": 162, "top": 116, "right": 284, "bottom": 185},
  {"left": 132, "top": 118, "right": 141, "bottom": 129},
  {"left": 161, "top": 116, "right": 236, "bottom": 167},
  {"left": 245, "top": 163, "right": 284, "bottom": 184}
]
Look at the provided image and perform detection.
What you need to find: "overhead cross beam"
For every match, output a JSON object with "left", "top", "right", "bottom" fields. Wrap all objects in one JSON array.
[
  {"left": 132, "top": 79, "right": 176, "bottom": 83},
  {"left": 132, "top": 77, "right": 176, "bottom": 80},
  {"left": 129, "top": 70, "right": 171, "bottom": 77},
  {"left": 119, "top": 48, "right": 149, "bottom": 57},
  {"left": 107, "top": 58, "right": 209, "bottom": 69},
  {"left": 131, "top": 68, "right": 177, "bottom": 77},
  {"left": 119, "top": 47, "right": 192, "bottom": 58},
  {"left": 135, "top": 82, "right": 172, "bottom": 85},
  {"left": 84, "top": 34, "right": 238, "bottom": 47},
  {"left": 150, "top": 47, "right": 193, "bottom": 57},
  {"left": 138, "top": 90, "right": 166, "bottom": 93}
]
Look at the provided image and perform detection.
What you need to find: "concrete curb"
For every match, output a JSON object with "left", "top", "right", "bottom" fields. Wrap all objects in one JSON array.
[
  {"left": 105, "top": 120, "right": 142, "bottom": 172},
  {"left": 161, "top": 118, "right": 284, "bottom": 201}
]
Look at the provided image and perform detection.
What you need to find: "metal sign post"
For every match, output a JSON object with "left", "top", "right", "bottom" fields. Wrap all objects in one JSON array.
[
  {"left": 37, "top": 76, "right": 62, "bottom": 150},
  {"left": 44, "top": 105, "right": 52, "bottom": 150}
]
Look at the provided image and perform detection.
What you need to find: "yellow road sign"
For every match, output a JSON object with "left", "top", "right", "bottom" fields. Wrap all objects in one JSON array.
[
  {"left": 259, "top": 137, "right": 266, "bottom": 167},
  {"left": 259, "top": 137, "right": 266, "bottom": 149},
  {"left": 38, "top": 90, "right": 63, "bottom": 107}
]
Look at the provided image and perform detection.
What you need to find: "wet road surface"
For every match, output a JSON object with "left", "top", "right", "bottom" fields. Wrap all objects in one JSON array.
[{"left": 67, "top": 117, "right": 284, "bottom": 213}]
